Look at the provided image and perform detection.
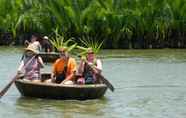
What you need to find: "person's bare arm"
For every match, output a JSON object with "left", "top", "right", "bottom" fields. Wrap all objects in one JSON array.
[
  {"left": 64, "top": 58, "right": 77, "bottom": 81},
  {"left": 38, "top": 56, "right": 44, "bottom": 68},
  {"left": 88, "top": 59, "right": 102, "bottom": 74},
  {"left": 24, "top": 40, "right": 30, "bottom": 47},
  {"left": 17, "top": 61, "right": 24, "bottom": 74},
  {"left": 65, "top": 73, "right": 75, "bottom": 80}
]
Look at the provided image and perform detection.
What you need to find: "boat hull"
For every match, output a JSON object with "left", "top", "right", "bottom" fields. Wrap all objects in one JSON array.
[{"left": 15, "top": 79, "right": 107, "bottom": 100}]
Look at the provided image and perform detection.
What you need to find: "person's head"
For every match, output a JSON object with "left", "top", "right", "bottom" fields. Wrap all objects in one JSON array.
[
  {"left": 43, "top": 36, "right": 49, "bottom": 40},
  {"left": 24, "top": 44, "right": 39, "bottom": 57},
  {"left": 31, "top": 34, "right": 42, "bottom": 43},
  {"left": 86, "top": 48, "right": 95, "bottom": 62},
  {"left": 58, "top": 47, "right": 69, "bottom": 59},
  {"left": 31, "top": 35, "right": 37, "bottom": 43}
]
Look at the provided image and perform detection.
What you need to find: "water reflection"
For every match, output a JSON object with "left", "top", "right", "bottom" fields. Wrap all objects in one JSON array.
[{"left": 15, "top": 96, "right": 109, "bottom": 117}]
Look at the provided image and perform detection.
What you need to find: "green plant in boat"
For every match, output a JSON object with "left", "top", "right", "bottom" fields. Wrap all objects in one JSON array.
[
  {"left": 77, "top": 35, "right": 104, "bottom": 56},
  {"left": 49, "top": 28, "right": 77, "bottom": 52}
]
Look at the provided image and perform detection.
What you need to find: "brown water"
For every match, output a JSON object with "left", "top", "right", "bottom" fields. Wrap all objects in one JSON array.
[{"left": 1, "top": 46, "right": 186, "bottom": 118}]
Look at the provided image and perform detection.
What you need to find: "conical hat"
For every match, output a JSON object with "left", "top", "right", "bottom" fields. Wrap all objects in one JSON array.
[{"left": 24, "top": 44, "right": 39, "bottom": 54}]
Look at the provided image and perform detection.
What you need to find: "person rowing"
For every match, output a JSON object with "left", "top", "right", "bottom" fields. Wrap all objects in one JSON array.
[
  {"left": 76, "top": 48, "right": 102, "bottom": 84},
  {"left": 17, "top": 44, "right": 44, "bottom": 82}
]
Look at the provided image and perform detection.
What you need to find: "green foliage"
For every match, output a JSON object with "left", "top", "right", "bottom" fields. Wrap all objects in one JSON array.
[
  {"left": 49, "top": 28, "right": 77, "bottom": 52},
  {"left": 76, "top": 35, "right": 104, "bottom": 56}
]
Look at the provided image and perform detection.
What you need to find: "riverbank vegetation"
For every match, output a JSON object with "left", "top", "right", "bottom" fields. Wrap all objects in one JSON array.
[{"left": 0, "top": 0, "right": 186, "bottom": 49}]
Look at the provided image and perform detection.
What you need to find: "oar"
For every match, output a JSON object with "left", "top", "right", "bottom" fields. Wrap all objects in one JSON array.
[
  {"left": 0, "top": 55, "right": 36, "bottom": 98},
  {"left": 84, "top": 61, "right": 114, "bottom": 92},
  {"left": 94, "top": 71, "right": 114, "bottom": 92}
]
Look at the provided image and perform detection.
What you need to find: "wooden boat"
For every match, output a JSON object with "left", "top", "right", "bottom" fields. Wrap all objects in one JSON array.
[
  {"left": 38, "top": 52, "right": 59, "bottom": 63},
  {"left": 15, "top": 73, "right": 108, "bottom": 100}
]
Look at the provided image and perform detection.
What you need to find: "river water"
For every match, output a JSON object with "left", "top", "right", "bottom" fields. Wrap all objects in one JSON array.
[{"left": 0, "top": 47, "right": 186, "bottom": 118}]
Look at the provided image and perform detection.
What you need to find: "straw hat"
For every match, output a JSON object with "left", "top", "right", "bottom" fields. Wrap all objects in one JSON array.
[
  {"left": 24, "top": 44, "right": 39, "bottom": 54},
  {"left": 87, "top": 48, "right": 94, "bottom": 54}
]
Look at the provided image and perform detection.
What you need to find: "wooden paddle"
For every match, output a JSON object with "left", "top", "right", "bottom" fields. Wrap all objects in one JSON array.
[
  {"left": 87, "top": 62, "right": 114, "bottom": 92},
  {"left": 0, "top": 55, "right": 36, "bottom": 98}
]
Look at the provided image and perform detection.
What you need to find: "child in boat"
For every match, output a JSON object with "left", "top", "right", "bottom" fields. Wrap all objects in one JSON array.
[
  {"left": 48, "top": 47, "right": 77, "bottom": 85},
  {"left": 76, "top": 48, "right": 102, "bottom": 84},
  {"left": 17, "top": 44, "right": 44, "bottom": 82}
]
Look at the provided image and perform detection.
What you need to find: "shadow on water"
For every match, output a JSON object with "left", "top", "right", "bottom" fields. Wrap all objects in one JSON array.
[{"left": 14, "top": 96, "right": 109, "bottom": 117}]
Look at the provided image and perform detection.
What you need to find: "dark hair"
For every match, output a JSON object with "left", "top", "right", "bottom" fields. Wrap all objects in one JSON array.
[{"left": 31, "top": 34, "right": 43, "bottom": 42}]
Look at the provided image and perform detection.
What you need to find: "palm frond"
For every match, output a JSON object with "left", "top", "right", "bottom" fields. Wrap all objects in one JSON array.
[
  {"left": 78, "top": 35, "right": 104, "bottom": 54},
  {"left": 49, "top": 29, "right": 77, "bottom": 52}
]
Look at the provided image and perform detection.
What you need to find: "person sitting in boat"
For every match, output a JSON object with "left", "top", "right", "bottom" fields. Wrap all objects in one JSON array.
[
  {"left": 17, "top": 44, "right": 44, "bottom": 82},
  {"left": 76, "top": 48, "right": 102, "bottom": 84},
  {"left": 24, "top": 34, "right": 42, "bottom": 52},
  {"left": 49, "top": 47, "right": 77, "bottom": 84},
  {"left": 40, "top": 36, "right": 53, "bottom": 52}
]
